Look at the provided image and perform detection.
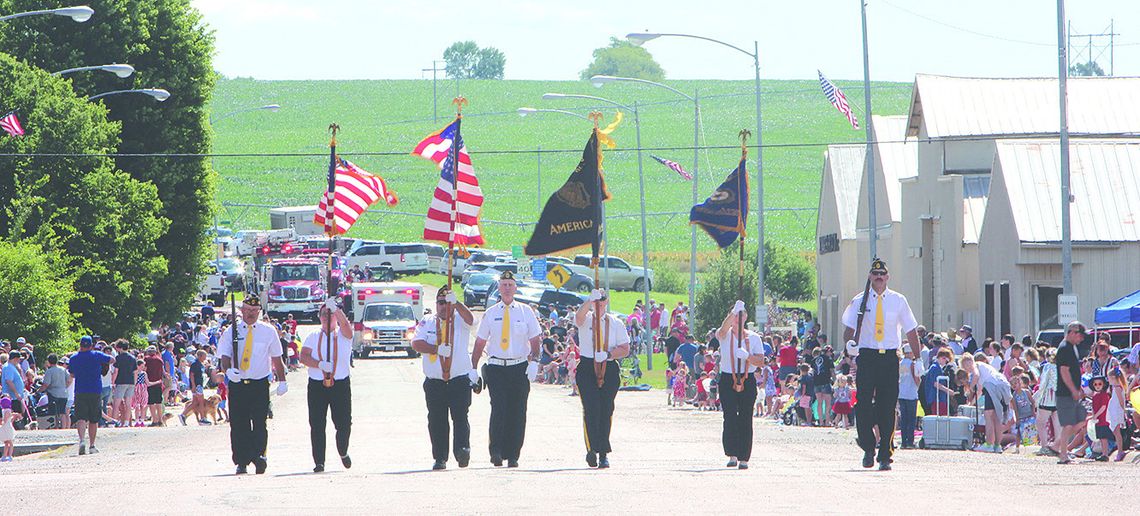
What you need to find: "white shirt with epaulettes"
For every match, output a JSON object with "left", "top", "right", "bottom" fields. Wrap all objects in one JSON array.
[
  {"left": 414, "top": 311, "right": 473, "bottom": 379},
  {"left": 476, "top": 302, "right": 542, "bottom": 360},
  {"left": 575, "top": 312, "right": 630, "bottom": 360},
  {"left": 841, "top": 288, "right": 918, "bottom": 351},
  {"left": 217, "top": 319, "right": 282, "bottom": 381}
]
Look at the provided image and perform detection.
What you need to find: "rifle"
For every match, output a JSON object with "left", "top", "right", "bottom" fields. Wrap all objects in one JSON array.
[{"left": 848, "top": 275, "right": 873, "bottom": 358}]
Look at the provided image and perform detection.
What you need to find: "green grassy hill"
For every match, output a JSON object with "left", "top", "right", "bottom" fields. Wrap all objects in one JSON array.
[{"left": 209, "top": 78, "right": 912, "bottom": 257}]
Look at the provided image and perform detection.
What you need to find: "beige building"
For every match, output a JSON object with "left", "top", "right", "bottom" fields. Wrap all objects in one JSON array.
[
  {"left": 817, "top": 74, "right": 1140, "bottom": 338},
  {"left": 980, "top": 139, "right": 1140, "bottom": 337}
]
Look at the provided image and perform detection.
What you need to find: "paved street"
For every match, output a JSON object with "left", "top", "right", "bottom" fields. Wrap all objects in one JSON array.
[{"left": 12, "top": 328, "right": 1140, "bottom": 514}]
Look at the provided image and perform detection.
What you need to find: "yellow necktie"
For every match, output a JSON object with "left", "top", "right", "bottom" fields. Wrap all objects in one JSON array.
[
  {"left": 240, "top": 323, "right": 254, "bottom": 370},
  {"left": 874, "top": 295, "right": 884, "bottom": 342},
  {"left": 500, "top": 305, "right": 511, "bottom": 351}
]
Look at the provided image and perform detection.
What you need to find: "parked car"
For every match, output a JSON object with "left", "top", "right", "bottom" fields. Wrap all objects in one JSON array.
[
  {"left": 461, "top": 262, "right": 517, "bottom": 286},
  {"left": 209, "top": 257, "right": 246, "bottom": 290},
  {"left": 462, "top": 272, "right": 500, "bottom": 307},
  {"left": 566, "top": 255, "right": 653, "bottom": 291},
  {"left": 484, "top": 280, "right": 547, "bottom": 309},
  {"left": 423, "top": 243, "right": 447, "bottom": 274}
]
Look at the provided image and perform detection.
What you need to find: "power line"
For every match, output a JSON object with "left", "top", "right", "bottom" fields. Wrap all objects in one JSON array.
[{"left": 881, "top": 0, "right": 1056, "bottom": 47}]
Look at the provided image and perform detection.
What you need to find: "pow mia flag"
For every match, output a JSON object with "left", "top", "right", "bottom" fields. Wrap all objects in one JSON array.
[
  {"left": 524, "top": 130, "right": 610, "bottom": 257},
  {"left": 689, "top": 157, "right": 748, "bottom": 248}
]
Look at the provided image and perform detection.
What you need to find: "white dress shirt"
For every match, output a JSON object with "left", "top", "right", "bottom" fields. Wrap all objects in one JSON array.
[
  {"left": 218, "top": 319, "right": 282, "bottom": 380},
  {"left": 715, "top": 329, "right": 765, "bottom": 374},
  {"left": 575, "top": 312, "right": 630, "bottom": 360},
  {"left": 301, "top": 330, "right": 352, "bottom": 381},
  {"left": 415, "top": 311, "right": 473, "bottom": 380},
  {"left": 476, "top": 301, "right": 542, "bottom": 360},
  {"left": 841, "top": 288, "right": 918, "bottom": 351}
]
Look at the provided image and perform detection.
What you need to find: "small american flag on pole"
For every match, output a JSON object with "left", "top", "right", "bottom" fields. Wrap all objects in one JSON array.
[
  {"left": 650, "top": 155, "right": 692, "bottom": 180},
  {"left": 412, "top": 118, "right": 485, "bottom": 246},
  {"left": 313, "top": 158, "right": 398, "bottom": 236},
  {"left": 818, "top": 70, "right": 859, "bottom": 130},
  {"left": 0, "top": 111, "right": 25, "bottom": 137}
]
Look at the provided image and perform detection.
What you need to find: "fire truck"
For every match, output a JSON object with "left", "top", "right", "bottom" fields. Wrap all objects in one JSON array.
[
  {"left": 346, "top": 282, "right": 424, "bottom": 358},
  {"left": 259, "top": 257, "right": 329, "bottom": 322}
]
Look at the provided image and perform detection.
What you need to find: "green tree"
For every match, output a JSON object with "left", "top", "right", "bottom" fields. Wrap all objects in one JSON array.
[
  {"left": 580, "top": 37, "right": 665, "bottom": 81},
  {"left": 694, "top": 247, "right": 757, "bottom": 336},
  {"left": 0, "top": 53, "right": 167, "bottom": 339},
  {"left": 0, "top": 240, "right": 78, "bottom": 357},
  {"left": 1070, "top": 61, "right": 1105, "bottom": 77},
  {"left": 443, "top": 40, "right": 506, "bottom": 79},
  {"left": 763, "top": 241, "right": 815, "bottom": 302},
  {"left": 0, "top": 0, "right": 218, "bottom": 324}
]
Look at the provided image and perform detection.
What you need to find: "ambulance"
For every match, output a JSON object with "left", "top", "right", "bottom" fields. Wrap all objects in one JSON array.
[{"left": 346, "top": 282, "right": 424, "bottom": 357}]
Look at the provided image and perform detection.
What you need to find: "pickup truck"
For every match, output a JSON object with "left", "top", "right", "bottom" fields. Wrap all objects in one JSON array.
[{"left": 566, "top": 255, "right": 653, "bottom": 292}]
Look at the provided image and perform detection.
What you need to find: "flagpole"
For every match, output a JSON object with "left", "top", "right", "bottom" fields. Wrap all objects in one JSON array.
[
  {"left": 860, "top": 0, "right": 878, "bottom": 262},
  {"left": 324, "top": 123, "right": 340, "bottom": 389},
  {"left": 588, "top": 112, "right": 607, "bottom": 389},
  {"left": 442, "top": 98, "right": 468, "bottom": 382},
  {"left": 735, "top": 130, "right": 750, "bottom": 393}
]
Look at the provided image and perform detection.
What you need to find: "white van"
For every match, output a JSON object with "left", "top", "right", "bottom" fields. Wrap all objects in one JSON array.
[{"left": 345, "top": 242, "right": 429, "bottom": 275}]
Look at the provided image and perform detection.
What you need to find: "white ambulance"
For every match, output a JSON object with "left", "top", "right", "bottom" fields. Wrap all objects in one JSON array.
[{"left": 346, "top": 282, "right": 424, "bottom": 358}]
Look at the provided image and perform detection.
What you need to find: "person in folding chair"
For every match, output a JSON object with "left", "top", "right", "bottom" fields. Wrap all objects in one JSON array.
[
  {"left": 573, "top": 288, "right": 631, "bottom": 469},
  {"left": 298, "top": 298, "right": 354, "bottom": 473},
  {"left": 842, "top": 259, "right": 919, "bottom": 471},
  {"left": 716, "top": 300, "right": 767, "bottom": 470},
  {"left": 412, "top": 286, "right": 477, "bottom": 471}
]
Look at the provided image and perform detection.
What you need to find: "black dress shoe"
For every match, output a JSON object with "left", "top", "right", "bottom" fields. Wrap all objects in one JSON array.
[
  {"left": 490, "top": 452, "right": 503, "bottom": 467},
  {"left": 878, "top": 461, "right": 892, "bottom": 471},
  {"left": 598, "top": 453, "right": 609, "bottom": 469},
  {"left": 586, "top": 451, "right": 598, "bottom": 468},
  {"left": 253, "top": 456, "right": 268, "bottom": 475},
  {"left": 456, "top": 448, "right": 470, "bottom": 468},
  {"left": 862, "top": 451, "right": 874, "bottom": 469},
  {"left": 313, "top": 464, "right": 325, "bottom": 473},
  {"left": 507, "top": 459, "right": 519, "bottom": 468},
  {"left": 726, "top": 458, "right": 738, "bottom": 468},
  {"left": 432, "top": 460, "right": 447, "bottom": 470},
  {"left": 737, "top": 461, "right": 749, "bottom": 470},
  {"left": 235, "top": 464, "right": 248, "bottom": 475},
  {"left": 341, "top": 455, "right": 352, "bottom": 469}
]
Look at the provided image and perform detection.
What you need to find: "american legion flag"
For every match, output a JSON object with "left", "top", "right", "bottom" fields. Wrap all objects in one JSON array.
[
  {"left": 412, "top": 117, "right": 485, "bottom": 246},
  {"left": 0, "top": 111, "right": 25, "bottom": 137},
  {"left": 818, "top": 70, "right": 859, "bottom": 130},
  {"left": 314, "top": 158, "right": 398, "bottom": 236}
]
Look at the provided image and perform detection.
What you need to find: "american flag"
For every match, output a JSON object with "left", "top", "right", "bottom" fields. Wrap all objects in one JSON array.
[
  {"left": 818, "top": 70, "right": 859, "bottom": 130},
  {"left": 313, "top": 158, "right": 398, "bottom": 236},
  {"left": 0, "top": 111, "right": 25, "bottom": 137},
  {"left": 650, "top": 155, "right": 692, "bottom": 180},
  {"left": 412, "top": 118, "right": 485, "bottom": 246}
]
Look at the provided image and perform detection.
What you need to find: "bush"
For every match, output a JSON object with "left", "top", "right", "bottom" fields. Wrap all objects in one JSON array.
[
  {"left": 764, "top": 241, "right": 815, "bottom": 302},
  {"left": 649, "top": 258, "right": 687, "bottom": 295},
  {"left": 694, "top": 246, "right": 757, "bottom": 336},
  {"left": 0, "top": 240, "right": 77, "bottom": 358}
]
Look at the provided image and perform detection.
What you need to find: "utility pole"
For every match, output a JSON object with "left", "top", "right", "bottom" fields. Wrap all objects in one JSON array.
[
  {"left": 1067, "top": 20, "right": 1118, "bottom": 76},
  {"left": 422, "top": 60, "right": 445, "bottom": 122}
]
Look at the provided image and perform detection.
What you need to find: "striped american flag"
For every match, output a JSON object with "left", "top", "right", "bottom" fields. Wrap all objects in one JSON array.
[
  {"left": 412, "top": 118, "right": 485, "bottom": 246},
  {"left": 818, "top": 70, "right": 859, "bottom": 130},
  {"left": 650, "top": 155, "right": 692, "bottom": 180},
  {"left": 0, "top": 111, "right": 25, "bottom": 137},
  {"left": 313, "top": 158, "right": 398, "bottom": 236}
]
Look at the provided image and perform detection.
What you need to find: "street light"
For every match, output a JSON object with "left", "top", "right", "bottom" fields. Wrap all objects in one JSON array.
[
  {"left": 210, "top": 104, "right": 281, "bottom": 125},
  {"left": 543, "top": 92, "right": 649, "bottom": 316},
  {"left": 591, "top": 74, "right": 701, "bottom": 313},
  {"left": 53, "top": 64, "right": 135, "bottom": 78},
  {"left": 0, "top": 5, "right": 93, "bottom": 22},
  {"left": 517, "top": 107, "right": 591, "bottom": 121},
  {"left": 88, "top": 88, "right": 170, "bottom": 102},
  {"left": 628, "top": 31, "right": 768, "bottom": 327}
]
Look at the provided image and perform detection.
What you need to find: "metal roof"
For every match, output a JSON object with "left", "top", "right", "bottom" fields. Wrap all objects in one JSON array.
[
  {"left": 823, "top": 144, "right": 865, "bottom": 240},
  {"left": 994, "top": 140, "right": 1140, "bottom": 243},
  {"left": 906, "top": 74, "right": 1140, "bottom": 139},
  {"left": 962, "top": 176, "right": 990, "bottom": 245},
  {"left": 872, "top": 115, "right": 917, "bottom": 222}
]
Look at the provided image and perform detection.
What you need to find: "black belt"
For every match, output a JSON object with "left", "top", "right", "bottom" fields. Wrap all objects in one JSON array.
[{"left": 232, "top": 376, "right": 270, "bottom": 385}]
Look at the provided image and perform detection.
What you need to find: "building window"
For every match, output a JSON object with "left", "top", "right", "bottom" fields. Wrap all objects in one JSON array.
[
  {"left": 1000, "top": 282, "right": 1011, "bottom": 337},
  {"left": 984, "top": 283, "right": 995, "bottom": 339}
]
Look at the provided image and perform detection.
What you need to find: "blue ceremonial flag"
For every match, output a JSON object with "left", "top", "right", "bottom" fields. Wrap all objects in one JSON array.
[{"left": 689, "top": 157, "right": 748, "bottom": 248}]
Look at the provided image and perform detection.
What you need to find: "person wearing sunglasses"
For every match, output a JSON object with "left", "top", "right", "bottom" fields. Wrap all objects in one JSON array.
[
  {"left": 412, "top": 286, "right": 476, "bottom": 470},
  {"left": 573, "top": 288, "right": 631, "bottom": 469},
  {"left": 841, "top": 258, "right": 919, "bottom": 471}
]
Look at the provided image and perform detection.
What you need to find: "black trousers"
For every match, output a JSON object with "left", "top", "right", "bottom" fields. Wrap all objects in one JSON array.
[
  {"left": 307, "top": 378, "right": 352, "bottom": 466},
  {"left": 855, "top": 350, "right": 900, "bottom": 461},
  {"left": 424, "top": 376, "right": 473, "bottom": 462},
  {"left": 576, "top": 358, "right": 619, "bottom": 454},
  {"left": 228, "top": 378, "right": 270, "bottom": 466},
  {"left": 482, "top": 362, "right": 529, "bottom": 461},
  {"left": 719, "top": 372, "right": 758, "bottom": 461}
]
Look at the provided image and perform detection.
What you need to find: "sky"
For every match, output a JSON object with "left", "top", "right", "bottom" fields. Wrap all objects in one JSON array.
[{"left": 192, "top": 0, "right": 1140, "bottom": 82}]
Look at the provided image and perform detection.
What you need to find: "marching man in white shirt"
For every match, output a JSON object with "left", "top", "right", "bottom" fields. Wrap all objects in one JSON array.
[
  {"left": 716, "top": 300, "right": 767, "bottom": 470},
  {"left": 574, "top": 288, "right": 631, "bottom": 469},
  {"left": 472, "top": 270, "right": 543, "bottom": 468},
  {"left": 218, "top": 295, "right": 288, "bottom": 475},
  {"left": 412, "top": 286, "right": 477, "bottom": 471},
  {"left": 299, "top": 298, "right": 354, "bottom": 473}
]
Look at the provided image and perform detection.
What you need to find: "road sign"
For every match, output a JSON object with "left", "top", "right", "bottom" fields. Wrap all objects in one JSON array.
[
  {"left": 531, "top": 258, "right": 547, "bottom": 282},
  {"left": 512, "top": 245, "right": 523, "bottom": 260},
  {"left": 756, "top": 305, "right": 769, "bottom": 326},
  {"left": 1058, "top": 294, "right": 1079, "bottom": 325},
  {"left": 546, "top": 264, "right": 570, "bottom": 289}
]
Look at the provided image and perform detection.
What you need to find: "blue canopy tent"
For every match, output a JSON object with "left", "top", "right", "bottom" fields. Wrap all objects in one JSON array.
[{"left": 1094, "top": 290, "right": 1140, "bottom": 326}]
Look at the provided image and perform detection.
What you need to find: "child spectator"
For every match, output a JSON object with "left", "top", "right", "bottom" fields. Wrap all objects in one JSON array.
[
  {"left": 1034, "top": 348, "right": 1061, "bottom": 456},
  {"left": 0, "top": 395, "right": 18, "bottom": 462},
  {"left": 694, "top": 372, "right": 709, "bottom": 409},
  {"left": 832, "top": 374, "right": 852, "bottom": 429},
  {"left": 796, "top": 363, "right": 814, "bottom": 427},
  {"left": 1107, "top": 368, "right": 1127, "bottom": 461},
  {"left": 131, "top": 360, "right": 148, "bottom": 427},
  {"left": 214, "top": 372, "right": 229, "bottom": 423},
  {"left": 671, "top": 363, "right": 688, "bottom": 408},
  {"left": 1010, "top": 373, "right": 1037, "bottom": 446},
  {"left": 1089, "top": 376, "right": 1112, "bottom": 461}
]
